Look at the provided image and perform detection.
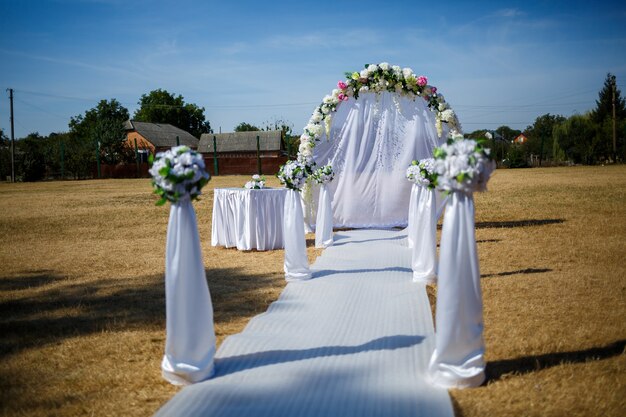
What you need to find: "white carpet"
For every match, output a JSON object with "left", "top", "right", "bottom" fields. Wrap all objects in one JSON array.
[{"left": 154, "top": 229, "right": 454, "bottom": 417}]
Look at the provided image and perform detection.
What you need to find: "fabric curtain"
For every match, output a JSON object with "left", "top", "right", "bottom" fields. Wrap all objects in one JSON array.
[
  {"left": 162, "top": 198, "right": 216, "bottom": 385},
  {"left": 308, "top": 91, "right": 445, "bottom": 228},
  {"left": 428, "top": 192, "right": 486, "bottom": 388},
  {"left": 315, "top": 184, "right": 334, "bottom": 248},
  {"left": 411, "top": 186, "right": 438, "bottom": 283},
  {"left": 284, "top": 189, "right": 312, "bottom": 281}
]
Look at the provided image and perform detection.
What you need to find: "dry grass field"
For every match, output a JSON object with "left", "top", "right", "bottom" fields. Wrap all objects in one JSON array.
[{"left": 0, "top": 166, "right": 625, "bottom": 417}]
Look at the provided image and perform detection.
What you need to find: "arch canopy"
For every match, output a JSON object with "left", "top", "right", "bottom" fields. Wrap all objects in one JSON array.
[{"left": 306, "top": 91, "right": 448, "bottom": 228}]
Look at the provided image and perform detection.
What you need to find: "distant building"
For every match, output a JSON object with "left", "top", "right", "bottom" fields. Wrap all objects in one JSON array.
[
  {"left": 198, "top": 130, "right": 282, "bottom": 156},
  {"left": 514, "top": 134, "right": 528, "bottom": 144},
  {"left": 198, "top": 130, "right": 287, "bottom": 175},
  {"left": 123, "top": 120, "right": 199, "bottom": 160}
]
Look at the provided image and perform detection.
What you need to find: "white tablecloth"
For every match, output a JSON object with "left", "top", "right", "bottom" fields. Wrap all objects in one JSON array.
[{"left": 211, "top": 188, "right": 287, "bottom": 251}]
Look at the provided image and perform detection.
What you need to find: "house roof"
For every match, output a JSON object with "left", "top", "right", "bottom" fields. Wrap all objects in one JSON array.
[
  {"left": 514, "top": 134, "right": 528, "bottom": 143},
  {"left": 124, "top": 120, "right": 199, "bottom": 148},
  {"left": 198, "top": 130, "right": 282, "bottom": 153}
]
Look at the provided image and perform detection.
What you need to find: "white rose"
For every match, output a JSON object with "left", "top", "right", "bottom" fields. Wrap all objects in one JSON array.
[
  {"left": 379, "top": 62, "right": 390, "bottom": 70},
  {"left": 402, "top": 67, "right": 414, "bottom": 79}
]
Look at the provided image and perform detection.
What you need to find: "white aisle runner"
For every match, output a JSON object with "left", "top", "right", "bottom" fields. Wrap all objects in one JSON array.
[{"left": 154, "top": 229, "right": 454, "bottom": 417}]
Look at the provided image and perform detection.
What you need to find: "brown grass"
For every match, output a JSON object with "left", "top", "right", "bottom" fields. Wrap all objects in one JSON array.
[{"left": 0, "top": 167, "right": 625, "bottom": 416}]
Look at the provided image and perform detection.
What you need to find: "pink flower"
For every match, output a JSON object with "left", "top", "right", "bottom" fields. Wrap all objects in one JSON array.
[
  {"left": 431, "top": 86, "right": 437, "bottom": 94},
  {"left": 338, "top": 93, "right": 348, "bottom": 101},
  {"left": 337, "top": 81, "right": 348, "bottom": 90},
  {"left": 417, "top": 75, "right": 428, "bottom": 87}
]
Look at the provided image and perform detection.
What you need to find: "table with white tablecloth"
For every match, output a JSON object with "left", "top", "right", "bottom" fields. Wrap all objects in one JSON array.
[{"left": 211, "top": 187, "right": 288, "bottom": 251}]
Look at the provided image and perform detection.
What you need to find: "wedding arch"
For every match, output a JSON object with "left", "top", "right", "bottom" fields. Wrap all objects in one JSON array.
[{"left": 298, "top": 63, "right": 461, "bottom": 228}]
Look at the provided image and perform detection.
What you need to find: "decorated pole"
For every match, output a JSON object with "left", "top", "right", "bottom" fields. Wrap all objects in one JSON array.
[
  {"left": 312, "top": 164, "right": 335, "bottom": 248},
  {"left": 278, "top": 160, "right": 311, "bottom": 281},
  {"left": 149, "top": 146, "right": 216, "bottom": 385},
  {"left": 406, "top": 158, "right": 439, "bottom": 283},
  {"left": 428, "top": 134, "right": 495, "bottom": 389}
]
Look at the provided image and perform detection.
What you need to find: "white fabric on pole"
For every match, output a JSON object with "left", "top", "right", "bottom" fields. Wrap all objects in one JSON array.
[
  {"left": 315, "top": 183, "right": 334, "bottom": 248},
  {"left": 308, "top": 92, "right": 445, "bottom": 228},
  {"left": 435, "top": 191, "right": 448, "bottom": 220},
  {"left": 211, "top": 188, "right": 287, "bottom": 251},
  {"left": 154, "top": 229, "right": 454, "bottom": 417},
  {"left": 406, "top": 184, "right": 419, "bottom": 248},
  {"left": 162, "top": 199, "right": 216, "bottom": 385},
  {"left": 411, "top": 186, "right": 438, "bottom": 284},
  {"left": 428, "top": 192, "right": 486, "bottom": 388},
  {"left": 283, "top": 189, "right": 311, "bottom": 281}
]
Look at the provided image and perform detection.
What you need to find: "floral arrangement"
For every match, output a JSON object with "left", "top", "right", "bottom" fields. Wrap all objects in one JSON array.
[
  {"left": 277, "top": 160, "right": 309, "bottom": 191},
  {"left": 406, "top": 158, "right": 437, "bottom": 189},
  {"left": 244, "top": 174, "right": 266, "bottom": 189},
  {"left": 297, "top": 62, "right": 461, "bottom": 167},
  {"left": 149, "top": 146, "right": 210, "bottom": 205},
  {"left": 433, "top": 134, "right": 496, "bottom": 194},
  {"left": 311, "top": 164, "right": 334, "bottom": 185}
]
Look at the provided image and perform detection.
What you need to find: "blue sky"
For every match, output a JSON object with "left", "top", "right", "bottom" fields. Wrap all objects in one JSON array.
[{"left": 1, "top": 0, "right": 625, "bottom": 139}]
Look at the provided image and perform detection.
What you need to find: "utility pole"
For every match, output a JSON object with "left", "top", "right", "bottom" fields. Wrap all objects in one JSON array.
[
  {"left": 8, "top": 88, "right": 15, "bottom": 182},
  {"left": 612, "top": 75, "right": 617, "bottom": 162}
]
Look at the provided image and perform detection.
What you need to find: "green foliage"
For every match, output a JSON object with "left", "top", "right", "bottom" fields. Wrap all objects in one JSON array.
[
  {"left": 552, "top": 114, "right": 599, "bottom": 164},
  {"left": 16, "top": 133, "right": 46, "bottom": 181},
  {"left": 69, "top": 99, "right": 132, "bottom": 165},
  {"left": 234, "top": 122, "right": 261, "bottom": 132},
  {"left": 591, "top": 73, "right": 626, "bottom": 124},
  {"left": 524, "top": 113, "right": 566, "bottom": 160},
  {"left": 504, "top": 144, "right": 529, "bottom": 168},
  {"left": 134, "top": 89, "right": 211, "bottom": 138},
  {"left": 0, "top": 128, "right": 10, "bottom": 180}
]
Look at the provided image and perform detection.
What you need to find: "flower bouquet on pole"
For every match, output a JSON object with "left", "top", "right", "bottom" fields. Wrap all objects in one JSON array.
[
  {"left": 277, "top": 160, "right": 312, "bottom": 281},
  {"left": 428, "top": 134, "right": 495, "bottom": 388},
  {"left": 312, "top": 164, "right": 335, "bottom": 248},
  {"left": 406, "top": 158, "right": 439, "bottom": 283},
  {"left": 149, "top": 146, "right": 216, "bottom": 385}
]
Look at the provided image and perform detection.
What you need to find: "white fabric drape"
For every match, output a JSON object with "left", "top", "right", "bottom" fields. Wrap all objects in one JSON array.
[
  {"left": 428, "top": 192, "right": 485, "bottom": 388},
  {"left": 162, "top": 199, "right": 216, "bottom": 385},
  {"left": 284, "top": 189, "right": 312, "bottom": 281},
  {"left": 211, "top": 188, "right": 287, "bottom": 251},
  {"left": 308, "top": 92, "right": 446, "bottom": 228},
  {"left": 315, "top": 184, "right": 334, "bottom": 248},
  {"left": 407, "top": 184, "right": 419, "bottom": 248},
  {"left": 411, "top": 186, "right": 438, "bottom": 283}
]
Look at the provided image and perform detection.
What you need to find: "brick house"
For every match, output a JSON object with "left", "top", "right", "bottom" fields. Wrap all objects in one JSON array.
[
  {"left": 197, "top": 130, "right": 288, "bottom": 175},
  {"left": 123, "top": 120, "right": 199, "bottom": 161},
  {"left": 514, "top": 133, "right": 528, "bottom": 144}
]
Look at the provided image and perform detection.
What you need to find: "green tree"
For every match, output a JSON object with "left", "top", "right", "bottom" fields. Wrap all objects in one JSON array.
[
  {"left": 552, "top": 114, "right": 598, "bottom": 164},
  {"left": 524, "top": 113, "right": 566, "bottom": 163},
  {"left": 134, "top": 89, "right": 211, "bottom": 138},
  {"left": 15, "top": 132, "right": 46, "bottom": 181},
  {"left": 591, "top": 73, "right": 626, "bottom": 161},
  {"left": 69, "top": 99, "right": 131, "bottom": 165},
  {"left": 0, "top": 128, "right": 11, "bottom": 180},
  {"left": 591, "top": 73, "right": 626, "bottom": 123},
  {"left": 234, "top": 122, "right": 261, "bottom": 132}
]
